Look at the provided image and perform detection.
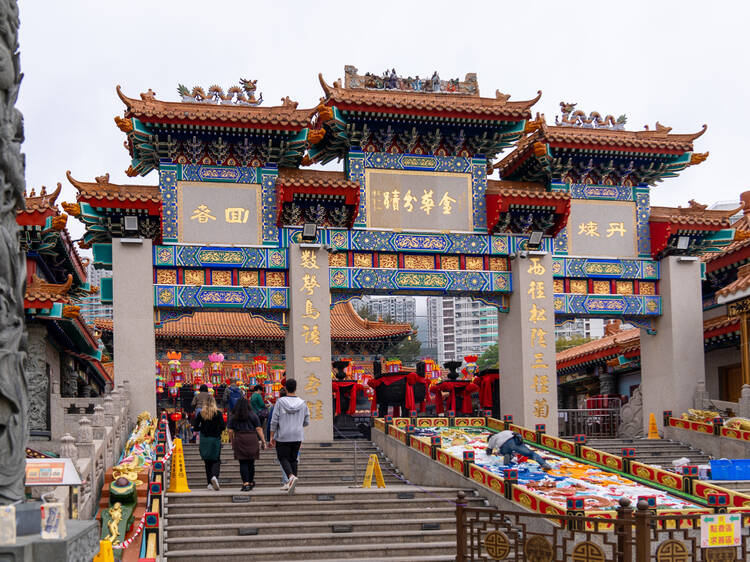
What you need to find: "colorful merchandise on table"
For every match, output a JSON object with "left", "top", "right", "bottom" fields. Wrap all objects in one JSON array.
[{"left": 413, "top": 426, "right": 700, "bottom": 511}]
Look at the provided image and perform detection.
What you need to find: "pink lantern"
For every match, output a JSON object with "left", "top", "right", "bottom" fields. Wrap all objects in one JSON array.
[{"left": 208, "top": 352, "right": 224, "bottom": 385}]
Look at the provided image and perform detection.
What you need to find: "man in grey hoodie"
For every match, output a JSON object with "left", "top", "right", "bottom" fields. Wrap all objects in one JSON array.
[{"left": 269, "top": 378, "right": 310, "bottom": 493}]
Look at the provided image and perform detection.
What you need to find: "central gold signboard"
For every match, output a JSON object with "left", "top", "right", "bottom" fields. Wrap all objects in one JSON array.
[{"left": 365, "top": 169, "right": 473, "bottom": 232}]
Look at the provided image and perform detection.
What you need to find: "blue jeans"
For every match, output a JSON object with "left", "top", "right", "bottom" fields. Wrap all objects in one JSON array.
[{"left": 498, "top": 440, "right": 548, "bottom": 467}]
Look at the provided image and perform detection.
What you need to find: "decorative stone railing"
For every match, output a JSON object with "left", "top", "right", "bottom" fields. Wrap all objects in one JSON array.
[{"left": 52, "top": 380, "right": 134, "bottom": 520}]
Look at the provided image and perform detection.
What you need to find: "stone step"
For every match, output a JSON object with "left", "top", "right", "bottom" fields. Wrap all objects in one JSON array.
[
  {"left": 166, "top": 528, "right": 455, "bottom": 551},
  {"left": 185, "top": 475, "right": 402, "bottom": 486},
  {"left": 165, "top": 505, "right": 461, "bottom": 526},
  {"left": 165, "top": 516, "right": 456, "bottom": 537},
  {"left": 164, "top": 541, "right": 456, "bottom": 561}
]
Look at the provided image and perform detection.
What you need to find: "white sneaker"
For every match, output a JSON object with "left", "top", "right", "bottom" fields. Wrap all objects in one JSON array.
[
  {"left": 206, "top": 484, "right": 213, "bottom": 490},
  {"left": 280, "top": 480, "right": 290, "bottom": 491},
  {"left": 287, "top": 475, "right": 298, "bottom": 494},
  {"left": 211, "top": 476, "right": 220, "bottom": 491}
]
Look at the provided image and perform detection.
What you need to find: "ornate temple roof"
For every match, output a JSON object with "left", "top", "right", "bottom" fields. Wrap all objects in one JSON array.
[
  {"left": 318, "top": 73, "right": 540, "bottom": 122},
  {"left": 276, "top": 168, "right": 361, "bottom": 227},
  {"left": 649, "top": 203, "right": 738, "bottom": 228},
  {"left": 557, "top": 316, "right": 739, "bottom": 372},
  {"left": 484, "top": 179, "right": 571, "bottom": 236},
  {"left": 24, "top": 273, "right": 73, "bottom": 308},
  {"left": 277, "top": 167, "right": 360, "bottom": 191},
  {"left": 18, "top": 183, "right": 61, "bottom": 219},
  {"left": 96, "top": 302, "right": 414, "bottom": 342},
  {"left": 704, "top": 193, "right": 750, "bottom": 270},
  {"left": 66, "top": 171, "right": 161, "bottom": 207},
  {"left": 116, "top": 86, "right": 313, "bottom": 131},
  {"left": 717, "top": 263, "right": 750, "bottom": 300},
  {"left": 485, "top": 179, "right": 569, "bottom": 200}
]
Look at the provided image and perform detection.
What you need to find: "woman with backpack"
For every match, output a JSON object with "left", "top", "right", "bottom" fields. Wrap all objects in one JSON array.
[
  {"left": 192, "top": 395, "right": 226, "bottom": 490},
  {"left": 228, "top": 397, "right": 267, "bottom": 491}
]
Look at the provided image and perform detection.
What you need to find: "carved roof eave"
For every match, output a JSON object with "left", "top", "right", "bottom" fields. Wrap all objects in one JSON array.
[
  {"left": 485, "top": 179, "right": 571, "bottom": 235},
  {"left": 319, "top": 73, "right": 540, "bottom": 122},
  {"left": 66, "top": 170, "right": 161, "bottom": 214},
  {"left": 649, "top": 204, "right": 740, "bottom": 229},
  {"left": 116, "top": 85, "right": 314, "bottom": 132}
]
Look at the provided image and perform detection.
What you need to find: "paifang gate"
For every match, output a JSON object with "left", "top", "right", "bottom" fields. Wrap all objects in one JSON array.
[{"left": 69, "top": 66, "right": 733, "bottom": 439}]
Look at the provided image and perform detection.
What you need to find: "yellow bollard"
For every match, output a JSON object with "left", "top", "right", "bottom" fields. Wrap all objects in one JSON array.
[
  {"left": 92, "top": 540, "right": 114, "bottom": 562},
  {"left": 167, "top": 438, "right": 191, "bottom": 493},
  {"left": 647, "top": 413, "right": 661, "bottom": 439}
]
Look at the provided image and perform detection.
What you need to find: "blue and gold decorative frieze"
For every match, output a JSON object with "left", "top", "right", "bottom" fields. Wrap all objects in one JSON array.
[
  {"left": 154, "top": 285, "right": 288, "bottom": 309},
  {"left": 159, "top": 164, "right": 179, "bottom": 243},
  {"left": 553, "top": 293, "right": 661, "bottom": 316},
  {"left": 153, "top": 245, "right": 287, "bottom": 269},
  {"left": 551, "top": 258, "right": 659, "bottom": 280},
  {"left": 181, "top": 164, "right": 258, "bottom": 183},
  {"left": 329, "top": 267, "right": 511, "bottom": 294}
]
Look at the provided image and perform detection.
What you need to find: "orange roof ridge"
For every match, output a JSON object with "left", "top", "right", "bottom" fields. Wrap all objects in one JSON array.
[
  {"left": 649, "top": 202, "right": 738, "bottom": 227},
  {"left": 22, "top": 183, "right": 61, "bottom": 213},
  {"left": 276, "top": 168, "right": 360, "bottom": 189},
  {"left": 66, "top": 170, "right": 161, "bottom": 204}
]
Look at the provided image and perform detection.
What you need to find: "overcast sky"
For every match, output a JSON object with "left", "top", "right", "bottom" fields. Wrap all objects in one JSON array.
[{"left": 16, "top": 1, "right": 750, "bottom": 244}]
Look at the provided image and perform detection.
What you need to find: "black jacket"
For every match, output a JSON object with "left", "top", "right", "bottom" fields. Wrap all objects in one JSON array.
[{"left": 193, "top": 411, "right": 226, "bottom": 437}]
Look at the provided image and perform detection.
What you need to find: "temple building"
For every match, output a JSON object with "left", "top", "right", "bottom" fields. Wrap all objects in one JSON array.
[{"left": 18, "top": 184, "right": 109, "bottom": 439}]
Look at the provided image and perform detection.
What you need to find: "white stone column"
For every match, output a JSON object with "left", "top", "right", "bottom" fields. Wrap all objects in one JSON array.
[
  {"left": 640, "top": 256, "right": 705, "bottom": 433},
  {"left": 285, "top": 244, "right": 333, "bottom": 441},
  {"left": 498, "top": 253, "right": 559, "bottom": 435},
  {"left": 113, "top": 238, "right": 156, "bottom": 416}
]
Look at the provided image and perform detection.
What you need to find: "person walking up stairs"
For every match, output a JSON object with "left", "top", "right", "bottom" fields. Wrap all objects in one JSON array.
[{"left": 269, "top": 379, "right": 309, "bottom": 494}]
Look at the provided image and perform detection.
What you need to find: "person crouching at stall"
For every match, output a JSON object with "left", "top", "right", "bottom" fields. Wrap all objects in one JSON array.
[
  {"left": 486, "top": 430, "right": 551, "bottom": 470},
  {"left": 193, "top": 395, "right": 226, "bottom": 490},
  {"left": 228, "top": 397, "right": 267, "bottom": 492}
]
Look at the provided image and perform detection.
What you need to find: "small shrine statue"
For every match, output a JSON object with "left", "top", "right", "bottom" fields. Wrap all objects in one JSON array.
[{"left": 367, "top": 357, "right": 430, "bottom": 417}]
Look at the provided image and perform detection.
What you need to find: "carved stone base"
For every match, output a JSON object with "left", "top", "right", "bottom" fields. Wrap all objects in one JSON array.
[
  {"left": 0, "top": 519, "right": 99, "bottom": 562},
  {"left": 618, "top": 387, "right": 644, "bottom": 438}
]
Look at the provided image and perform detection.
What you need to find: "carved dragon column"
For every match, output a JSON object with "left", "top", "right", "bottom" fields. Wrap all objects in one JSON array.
[{"left": 0, "top": 0, "right": 28, "bottom": 505}]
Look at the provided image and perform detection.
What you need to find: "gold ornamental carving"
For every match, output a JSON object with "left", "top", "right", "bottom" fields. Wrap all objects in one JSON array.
[
  {"left": 404, "top": 254, "right": 434, "bottom": 270},
  {"left": 570, "top": 279, "right": 587, "bottom": 294},
  {"left": 465, "top": 256, "right": 484, "bottom": 270},
  {"left": 489, "top": 256, "right": 507, "bottom": 271},
  {"left": 616, "top": 280, "right": 634, "bottom": 295},
  {"left": 593, "top": 280, "right": 610, "bottom": 294},
  {"left": 655, "top": 539, "right": 689, "bottom": 562},
  {"left": 571, "top": 541, "right": 605, "bottom": 562},
  {"left": 704, "top": 546, "right": 737, "bottom": 562},
  {"left": 441, "top": 256, "right": 459, "bottom": 270},
  {"left": 156, "top": 269, "right": 177, "bottom": 285},
  {"left": 639, "top": 281, "right": 656, "bottom": 295},
  {"left": 353, "top": 253, "right": 372, "bottom": 267},
  {"left": 483, "top": 530, "right": 510, "bottom": 560},
  {"left": 553, "top": 279, "right": 564, "bottom": 293},
  {"left": 266, "top": 272, "right": 285, "bottom": 287},
  {"left": 328, "top": 253, "right": 347, "bottom": 267},
  {"left": 378, "top": 253, "right": 398, "bottom": 268},
  {"left": 238, "top": 270, "right": 259, "bottom": 286},
  {"left": 523, "top": 535, "right": 553, "bottom": 562},
  {"left": 211, "top": 270, "right": 231, "bottom": 286},
  {"left": 184, "top": 269, "right": 205, "bottom": 285}
]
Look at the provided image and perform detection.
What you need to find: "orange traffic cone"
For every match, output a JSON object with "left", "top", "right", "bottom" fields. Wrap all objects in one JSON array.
[{"left": 647, "top": 413, "right": 660, "bottom": 439}]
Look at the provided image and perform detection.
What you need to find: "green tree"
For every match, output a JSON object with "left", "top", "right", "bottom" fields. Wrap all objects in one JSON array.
[
  {"left": 383, "top": 327, "right": 422, "bottom": 363},
  {"left": 556, "top": 335, "right": 592, "bottom": 352},
  {"left": 476, "top": 343, "right": 499, "bottom": 371}
]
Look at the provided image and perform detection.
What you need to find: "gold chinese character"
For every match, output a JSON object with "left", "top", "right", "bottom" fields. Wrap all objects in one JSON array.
[
  {"left": 383, "top": 190, "right": 391, "bottom": 210},
  {"left": 606, "top": 222, "right": 626, "bottom": 237},
  {"left": 530, "top": 328, "right": 547, "bottom": 348},
  {"left": 308, "top": 400, "right": 324, "bottom": 421},
  {"left": 439, "top": 192, "right": 456, "bottom": 215},
  {"left": 527, "top": 281, "right": 546, "bottom": 300},
  {"left": 190, "top": 204, "right": 216, "bottom": 223},
  {"left": 391, "top": 189, "right": 400, "bottom": 211},
  {"left": 303, "top": 356, "right": 321, "bottom": 363},
  {"left": 300, "top": 274, "right": 320, "bottom": 295},
  {"left": 420, "top": 189, "right": 435, "bottom": 215},
  {"left": 532, "top": 374, "right": 550, "bottom": 393},
  {"left": 529, "top": 303, "right": 547, "bottom": 324},
  {"left": 305, "top": 374, "right": 321, "bottom": 395},
  {"left": 301, "top": 324, "right": 321, "bottom": 345},
  {"left": 533, "top": 398, "right": 549, "bottom": 418},
  {"left": 303, "top": 298, "right": 320, "bottom": 320},
  {"left": 527, "top": 258, "right": 546, "bottom": 276},
  {"left": 300, "top": 249, "right": 319, "bottom": 270},
  {"left": 578, "top": 221, "right": 600, "bottom": 237},
  {"left": 403, "top": 190, "right": 416, "bottom": 212},
  {"left": 532, "top": 353, "right": 548, "bottom": 369},
  {"left": 225, "top": 207, "right": 249, "bottom": 224}
]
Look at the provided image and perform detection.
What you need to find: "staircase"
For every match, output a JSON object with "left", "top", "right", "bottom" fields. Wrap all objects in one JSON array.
[
  {"left": 164, "top": 441, "right": 481, "bottom": 561},
  {"left": 587, "top": 437, "right": 711, "bottom": 466}
]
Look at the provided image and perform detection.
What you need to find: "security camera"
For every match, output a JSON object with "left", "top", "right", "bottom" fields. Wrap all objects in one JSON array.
[
  {"left": 322, "top": 244, "right": 336, "bottom": 254},
  {"left": 508, "top": 252, "right": 517, "bottom": 260},
  {"left": 519, "top": 250, "right": 528, "bottom": 259}
]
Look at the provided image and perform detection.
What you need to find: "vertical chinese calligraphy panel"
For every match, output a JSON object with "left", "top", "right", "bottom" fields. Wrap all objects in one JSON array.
[
  {"left": 177, "top": 181, "right": 262, "bottom": 245},
  {"left": 498, "top": 253, "right": 558, "bottom": 434},
  {"left": 286, "top": 244, "right": 333, "bottom": 441}
]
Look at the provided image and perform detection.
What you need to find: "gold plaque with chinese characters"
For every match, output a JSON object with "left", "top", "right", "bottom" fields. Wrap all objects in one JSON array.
[
  {"left": 178, "top": 181, "right": 262, "bottom": 245},
  {"left": 365, "top": 169, "right": 472, "bottom": 231},
  {"left": 566, "top": 200, "right": 637, "bottom": 258}
]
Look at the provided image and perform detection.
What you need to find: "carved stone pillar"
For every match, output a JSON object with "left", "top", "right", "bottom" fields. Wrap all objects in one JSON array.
[
  {"left": 60, "top": 433, "right": 79, "bottom": 464},
  {"left": 25, "top": 323, "right": 49, "bottom": 432}
]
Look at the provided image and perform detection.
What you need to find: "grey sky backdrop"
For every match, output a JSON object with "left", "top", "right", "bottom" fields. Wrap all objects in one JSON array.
[{"left": 16, "top": 1, "right": 750, "bottom": 244}]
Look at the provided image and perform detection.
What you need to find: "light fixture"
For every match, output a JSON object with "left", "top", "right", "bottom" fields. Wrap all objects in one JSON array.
[
  {"left": 301, "top": 222, "right": 317, "bottom": 243},
  {"left": 123, "top": 216, "right": 138, "bottom": 232},
  {"left": 528, "top": 230, "right": 544, "bottom": 251},
  {"left": 676, "top": 236, "right": 690, "bottom": 250}
]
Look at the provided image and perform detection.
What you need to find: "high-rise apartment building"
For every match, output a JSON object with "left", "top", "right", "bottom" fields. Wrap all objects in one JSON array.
[
  {"left": 426, "top": 297, "right": 498, "bottom": 364},
  {"left": 80, "top": 263, "right": 113, "bottom": 323},
  {"left": 554, "top": 318, "right": 605, "bottom": 341},
  {"left": 357, "top": 296, "right": 416, "bottom": 325}
]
